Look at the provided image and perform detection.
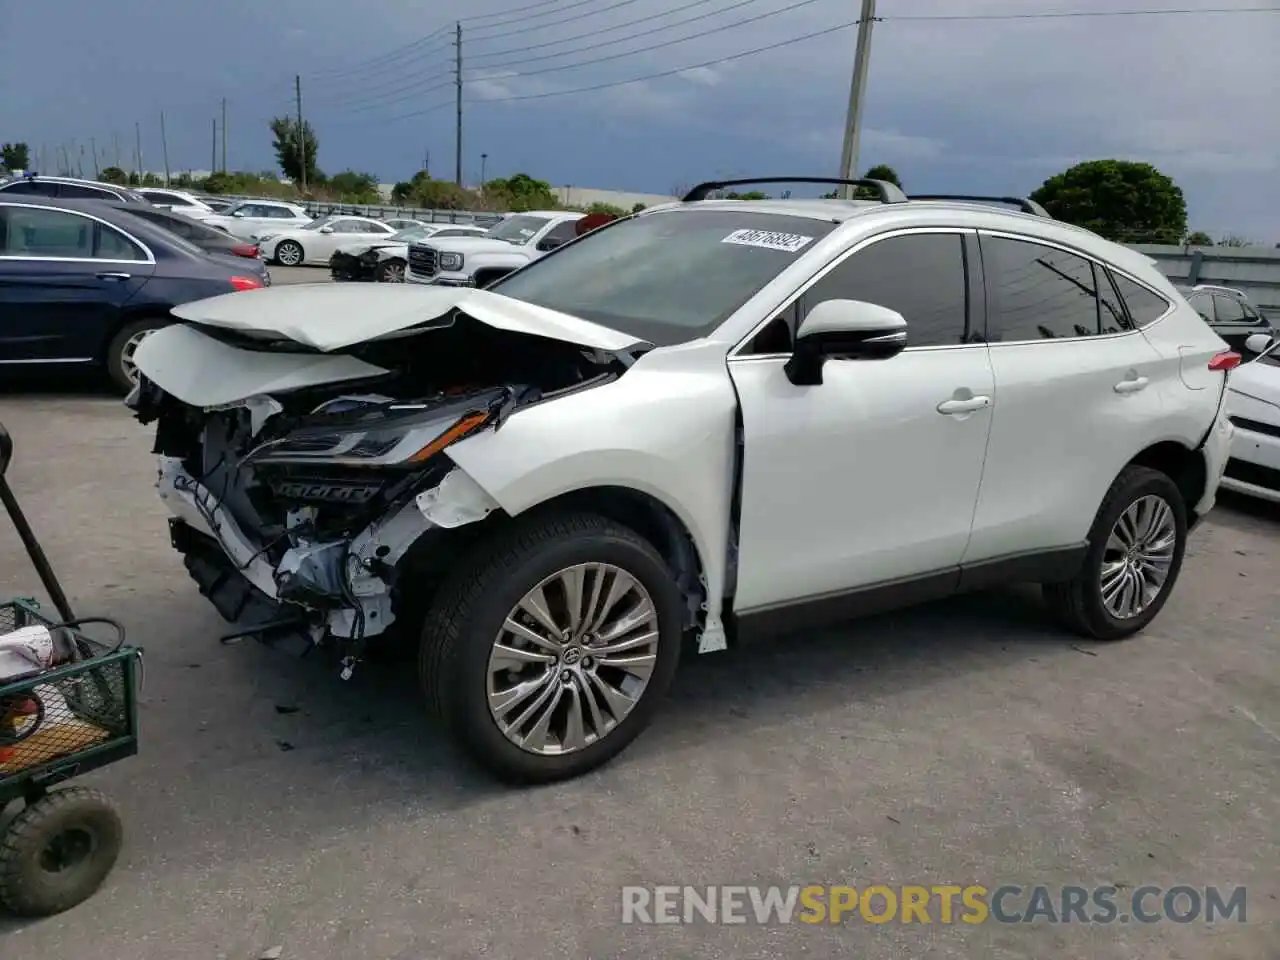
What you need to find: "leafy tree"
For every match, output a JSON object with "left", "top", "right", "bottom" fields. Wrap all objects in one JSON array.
[
  {"left": 1, "top": 142, "right": 30, "bottom": 171},
  {"left": 269, "top": 116, "right": 319, "bottom": 185},
  {"left": 99, "top": 166, "right": 127, "bottom": 185},
  {"left": 1185, "top": 230, "right": 1213, "bottom": 246},
  {"left": 127, "top": 172, "right": 141, "bottom": 186},
  {"left": 863, "top": 163, "right": 901, "bottom": 187},
  {"left": 140, "top": 173, "right": 163, "bottom": 187},
  {"left": 172, "top": 172, "right": 193, "bottom": 188},
  {"left": 725, "top": 190, "right": 770, "bottom": 200},
  {"left": 328, "top": 169, "right": 380, "bottom": 203},
  {"left": 631, "top": 202, "right": 647, "bottom": 213},
  {"left": 1030, "top": 159, "right": 1186, "bottom": 244},
  {"left": 586, "top": 201, "right": 628, "bottom": 216},
  {"left": 485, "top": 173, "right": 558, "bottom": 212}
]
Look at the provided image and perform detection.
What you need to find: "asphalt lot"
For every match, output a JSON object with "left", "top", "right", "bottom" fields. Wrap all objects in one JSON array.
[{"left": 0, "top": 272, "right": 1277, "bottom": 958}]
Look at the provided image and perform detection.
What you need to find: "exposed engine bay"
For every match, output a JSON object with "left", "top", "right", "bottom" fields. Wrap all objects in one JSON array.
[{"left": 129, "top": 305, "right": 632, "bottom": 673}]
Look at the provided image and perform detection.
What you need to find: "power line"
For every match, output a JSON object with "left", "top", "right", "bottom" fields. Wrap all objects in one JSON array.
[
  {"left": 474, "top": 0, "right": 833, "bottom": 81},
  {"left": 470, "top": 0, "right": 775, "bottom": 71},
  {"left": 884, "top": 5, "right": 1279, "bottom": 21},
  {"left": 467, "top": 0, "right": 650, "bottom": 41},
  {"left": 315, "top": 0, "right": 825, "bottom": 114}
]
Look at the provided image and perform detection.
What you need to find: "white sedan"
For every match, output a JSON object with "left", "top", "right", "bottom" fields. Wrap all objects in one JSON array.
[
  {"left": 1221, "top": 332, "right": 1280, "bottom": 503},
  {"left": 257, "top": 215, "right": 398, "bottom": 266}
]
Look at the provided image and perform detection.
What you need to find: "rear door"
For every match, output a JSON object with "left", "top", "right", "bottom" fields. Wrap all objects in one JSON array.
[
  {"left": 0, "top": 204, "right": 154, "bottom": 362},
  {"left": 963, "top": 233, "right": 1168, "bottom": 561}
]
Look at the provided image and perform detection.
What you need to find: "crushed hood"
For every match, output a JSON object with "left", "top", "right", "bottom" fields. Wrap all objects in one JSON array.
[
  {"left": 167, "top": 282, "right": 652, "bottom": 354},
  {"left": 335, "top": 240, "right": 404, "bottom": 256}
]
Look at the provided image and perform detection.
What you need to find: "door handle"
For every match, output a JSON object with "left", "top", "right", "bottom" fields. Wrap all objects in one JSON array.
[
  {"left": 937, "top": 396, "right": 991, "bottom": 415},
  {"left": 96, "top": 272, "right": 131, "bottom": 281},
  {"left": 1113, "top": 376, "right": 1149, "bottom": 394}
]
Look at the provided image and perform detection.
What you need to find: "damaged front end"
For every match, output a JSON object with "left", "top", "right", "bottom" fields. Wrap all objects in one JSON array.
[{"left": 128, "top": 290, "right": 642, "bottom": 674}]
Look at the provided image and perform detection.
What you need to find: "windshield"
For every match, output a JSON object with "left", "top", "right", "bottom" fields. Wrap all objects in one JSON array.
[
  {"left": 486, "top": 215, "right": 551, "bottom": 245},
  {"left": 488, "top": 210, "right": 837, "bottom": 345},
  {"left": 299, "top": 217, "right": 331, "bottom": 230},
  {"left": 393, "top": 227, "right": 430, "bottom": 242}
]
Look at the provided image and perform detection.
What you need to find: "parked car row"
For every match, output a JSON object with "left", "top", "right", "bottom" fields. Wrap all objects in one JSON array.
[{"left": 0, "top": 193, "right": 269, "bottom": 390}]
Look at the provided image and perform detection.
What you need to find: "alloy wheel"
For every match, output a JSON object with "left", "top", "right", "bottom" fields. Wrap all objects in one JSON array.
[
  {"left": 1099, "top": 494, "right": 1177, "bottom": 619},
  {"left": 277, "top": 242, "right": 302, "bottom": 266},
  {"left": 118, "top": 329, "right": 154, "bottom": 386},
  {"left": 485, "top": 563, "right": 661, "bottom": 756},
  {"left": 381, "top": 261, "right": 406, "bottom": 282}
]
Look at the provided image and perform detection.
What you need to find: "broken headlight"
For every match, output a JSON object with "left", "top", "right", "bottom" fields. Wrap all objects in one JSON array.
[{"left": 244, "top": 404, "right": 492, "bottom": 469}]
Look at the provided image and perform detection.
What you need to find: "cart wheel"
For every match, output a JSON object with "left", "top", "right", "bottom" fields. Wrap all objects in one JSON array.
[{"left": 0, "top": 787, "right": 123, "bottom": 916}]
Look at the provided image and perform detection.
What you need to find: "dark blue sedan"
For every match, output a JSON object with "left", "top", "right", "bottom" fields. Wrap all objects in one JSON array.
[{"left": 0, "top": 196, "right": 270, "bottom": 391}]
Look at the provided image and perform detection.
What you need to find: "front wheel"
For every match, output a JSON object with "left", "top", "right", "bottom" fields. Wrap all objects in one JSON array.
[
  {"left": 420, "top": 511, "right": 683, "bottom": 784},
  {"left": 0, "top": 787, "right": 124, "bottom": 917},
  {"left": 377, "top": 258, "right": 406, "bottom": 283},
  {"left": 1043, "top": 465, "right": 1187, "bottom": 641},
  {"left": 274, "top": 240, "right": 303, "bottom": 266}
]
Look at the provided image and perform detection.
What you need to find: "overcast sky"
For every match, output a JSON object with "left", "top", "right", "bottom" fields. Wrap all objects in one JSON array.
[{"left": 3, "top": 1, "right": 1277, "bottom": 240}]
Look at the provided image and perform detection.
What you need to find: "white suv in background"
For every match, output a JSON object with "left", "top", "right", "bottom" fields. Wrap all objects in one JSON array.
[
  {"left": 134, "top": 188, "right": 217, "bottom": 220},
  {"left": 130, "top": 178, "right": 1236, "bottom": 784},
  {"left": 404, "top": 210, "right": 583, "bottom": 287}
]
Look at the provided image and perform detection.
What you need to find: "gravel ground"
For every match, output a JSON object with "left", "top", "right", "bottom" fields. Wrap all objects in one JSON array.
[{"left": 0, "top": 349, "right": 1276, "bottom": 957}]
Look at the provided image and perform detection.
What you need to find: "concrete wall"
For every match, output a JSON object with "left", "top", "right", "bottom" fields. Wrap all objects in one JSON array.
[{"left": 1130, "top": 244, "right": 1280, "bottom": 312}]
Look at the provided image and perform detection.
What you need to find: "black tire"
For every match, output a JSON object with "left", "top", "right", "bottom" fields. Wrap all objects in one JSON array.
[
  {"left": 0, "top": 787, "right": 123, "bottom": 917},
  {"left": 419, "top": 511, "right": 683, "bottom": 784},
  {"left": 472, "top": 269, "right": 511, "bottom": 289},
  {"left": 1042, "top": 465, "right": 1188, "bottom": 641},
  {"left": 105, "top": 318, "right": 169, "bottom": 393},
  {"left": 274, "top": 240, "right": 304, "bottom": 266},
  {"left": 377, "top": 259, "right": 407, "bottom": 283}
]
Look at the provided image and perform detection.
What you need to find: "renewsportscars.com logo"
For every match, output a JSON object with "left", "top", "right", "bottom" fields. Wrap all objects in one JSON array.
[{"left": 621, "top": 885, "right": 1248, "bottom": 925}]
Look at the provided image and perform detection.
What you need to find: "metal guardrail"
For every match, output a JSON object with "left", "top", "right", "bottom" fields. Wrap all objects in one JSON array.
[{"left": 201, "top": 194, "right": 504, "bottom": 227}]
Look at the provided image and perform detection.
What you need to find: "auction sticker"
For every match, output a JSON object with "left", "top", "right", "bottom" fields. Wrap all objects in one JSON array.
[{"left": 721, "top": 229, "right": 814, "bottom": 253}]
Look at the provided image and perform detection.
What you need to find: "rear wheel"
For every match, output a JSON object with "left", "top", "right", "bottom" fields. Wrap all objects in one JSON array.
[
  {"left": 419, "top": 511, "right": 683, "bottom": 784},
  {"left": 378, "top": 259, "right": 406, "bottom": 282},
  {"left": 105, "top": 318, "right": 169, "bottom": 392},
  {"left": 1042, "top": 466, "right": 1187, "bottom": 640},
  {"left": 275, "top": 240, "right": 303, "bottom": 266}
]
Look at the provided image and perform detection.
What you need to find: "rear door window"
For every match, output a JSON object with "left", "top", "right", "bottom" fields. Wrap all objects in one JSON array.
[
  {"left": 1213, "top": 295, "right": 1246, "bottom": 323},
  {"left": 983, "top": 236, "right": 1103, "bottom": 340}
]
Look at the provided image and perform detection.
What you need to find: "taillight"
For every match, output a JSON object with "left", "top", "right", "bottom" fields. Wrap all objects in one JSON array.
[
  {"left": 1208, "top": 351, "right": 1241, "bottom": 372},
  {"left": 229, "top": 275, "right": 263, "bottom": 291},
  {"left": 230, "top": 243, "right": 259, "bottom": 258}
]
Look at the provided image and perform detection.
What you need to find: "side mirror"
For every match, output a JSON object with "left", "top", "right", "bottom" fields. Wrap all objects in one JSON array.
[
  {"left": 784, "top": 299, "right": 908, "bottom": 386},
  {"left": 319, "top": 226, "right": 334, "bottom": 234},
  {"left": 231, "top": 210, "right": 245, "bottom": 217},
  {"left": 1244, "top": 333, "right": 1274, "bottom": 355}
]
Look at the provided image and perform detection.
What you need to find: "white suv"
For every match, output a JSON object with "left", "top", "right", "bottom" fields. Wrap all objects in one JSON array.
[{"left": 128, "top": 178, "right": 1236, "bottom": 785}]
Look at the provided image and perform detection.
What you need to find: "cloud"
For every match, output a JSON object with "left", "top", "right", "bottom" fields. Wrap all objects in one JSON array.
[{"left": 7, "top": 0, "right": 1277, "bottom": 237}]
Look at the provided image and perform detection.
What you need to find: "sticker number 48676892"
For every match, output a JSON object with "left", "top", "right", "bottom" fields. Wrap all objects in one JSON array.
[{"left": 721, "top": 229, "right": 815, "bottom": 253}]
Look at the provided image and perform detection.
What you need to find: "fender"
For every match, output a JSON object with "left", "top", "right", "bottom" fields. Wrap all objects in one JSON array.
[{"left": 445, "top": 340, "right": 740, "bottom": 651}]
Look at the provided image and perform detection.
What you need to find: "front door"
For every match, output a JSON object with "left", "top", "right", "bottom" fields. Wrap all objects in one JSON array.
[{"left": 728, "top": 229, "right": 994, "bottom": 613}]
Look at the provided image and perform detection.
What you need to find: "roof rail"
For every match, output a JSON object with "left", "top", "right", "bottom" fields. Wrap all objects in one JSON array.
[
  {"left": 682, "top": 177, "right": 908, "bottom": 204},
  {"left": 908, "top": 194, "right": 1052, "bottom": 218}
]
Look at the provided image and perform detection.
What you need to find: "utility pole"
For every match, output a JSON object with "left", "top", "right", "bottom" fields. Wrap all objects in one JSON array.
[
  {"left": 295, "top": 75, "right": 307, "bottom": 193},
  {"left": 135, "top": 121, "right": 144, "bottom": 180},
  {"left": 837, "top": 0, "right": 876, "bottom": 199},
  {"left": 211, "top": 118, "right": 217, "bottom": 174},
  {"left": 77, "top": 143, "right": 86, "bottom": 178},
  {"left": 90, "top": 137, "right": 99, "bottom": 178},
  {"left": 113, "top": 132, "right": 121, "bottom": 170},
  {"left": 160, "top": 112, "right": 171, "bottom": 186},
  {"left": 454, "top": 21, "right": 463, "bottom": 187},
  {"left": 480, "top": 152, "right": 488, "bottom": 200},
  {"left": 221, "top": 98, "right": 227, "bottom": 172}
]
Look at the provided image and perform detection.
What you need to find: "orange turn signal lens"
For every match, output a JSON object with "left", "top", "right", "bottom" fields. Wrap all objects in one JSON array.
[{"left": 405, "top": 411, "right": 491, "bottom": 463}]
